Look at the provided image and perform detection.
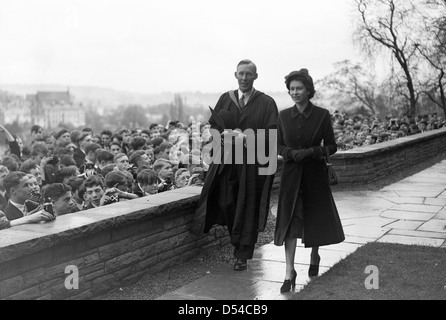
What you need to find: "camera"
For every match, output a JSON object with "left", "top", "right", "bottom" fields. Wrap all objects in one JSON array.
[
  {"left": 48, "top": 156, "right": 59, "bottom": 165},
  {"left": 25, "top": 191, "right": 41, "bottom": 212},
  {"left": 43, "top": 197, "right": 55, "bottom": 218},
  {"left": 84, "top": 162, "right": 95, "bottom": 170}
]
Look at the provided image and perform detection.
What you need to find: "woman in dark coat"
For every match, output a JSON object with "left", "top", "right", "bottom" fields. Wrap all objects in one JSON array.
[{"left": 274, "top": 69, "right": 344, "bottom": 292}]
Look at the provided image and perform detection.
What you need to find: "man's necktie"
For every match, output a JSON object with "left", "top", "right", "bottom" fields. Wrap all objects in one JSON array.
[{"left": 239, "top": 93, "right": 245, "bottom": 109}]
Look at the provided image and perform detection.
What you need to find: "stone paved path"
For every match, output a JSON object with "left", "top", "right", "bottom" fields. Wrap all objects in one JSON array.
[{"left": 157, "top": 160, "right": 446, "bottom": 300}]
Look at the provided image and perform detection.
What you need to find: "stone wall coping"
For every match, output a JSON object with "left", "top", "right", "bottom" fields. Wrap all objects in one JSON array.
[{"left": 0, "top": 186, "right": 202, "bottom": 264}]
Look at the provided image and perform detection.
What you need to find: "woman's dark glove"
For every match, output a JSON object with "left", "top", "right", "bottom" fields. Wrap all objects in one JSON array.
[{"left": 290, "top": 148, "right": 315, "bottom": 162}]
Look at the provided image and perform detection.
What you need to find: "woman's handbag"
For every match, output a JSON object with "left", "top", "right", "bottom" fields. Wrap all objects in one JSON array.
[{"left": 324, "top": 147, "right": 339, "bottom": 186}]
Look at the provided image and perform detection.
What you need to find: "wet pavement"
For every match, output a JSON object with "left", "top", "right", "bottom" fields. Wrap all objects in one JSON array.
[{"left": 156, "top": 160, "right": 446, "bottom": 300}]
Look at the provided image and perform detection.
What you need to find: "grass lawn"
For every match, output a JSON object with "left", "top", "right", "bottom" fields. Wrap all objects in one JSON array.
[{"left": 292, "top": 242, "right": 446, "bottom": 300}]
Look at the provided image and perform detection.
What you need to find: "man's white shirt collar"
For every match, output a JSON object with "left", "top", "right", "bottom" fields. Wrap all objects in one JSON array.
[{"left": 238, "top": 88, "right": 254, "bottom": 105}]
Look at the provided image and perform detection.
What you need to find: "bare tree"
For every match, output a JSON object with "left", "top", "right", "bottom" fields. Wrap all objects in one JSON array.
[
  {"left": 318, "top": 60, "right": 382, "bottom": 115},
  {"left": 355, "top": 0, "right": 420, "bottom": 116},
  {"left": 415, "top": 0, "right": 446, "bottom": 118}
]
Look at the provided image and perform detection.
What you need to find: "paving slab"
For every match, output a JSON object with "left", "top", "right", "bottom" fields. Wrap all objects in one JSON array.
[
  {"left": 342, "top": 224, "right": 391, "bottom": 239},
  {"left": 377, "top": 234, "right": 445, "bottom": 247},
  {"left": 378, "top": 196, "right": 425, "bottom": 205},
  {"left": 417, "top": 219, "right": 446, "bottom": 233},
  {"left": 380, "top": 210, "right": 436, "bottom": 221},
  {"left": 388, "top": 228, "right": 446, "bottom": 239},
  {"left": 385, "top": 220, "right": 424, "bottom": 230},
  {"left": 389, "top": 203, "right": 443, "bottom": 214}
]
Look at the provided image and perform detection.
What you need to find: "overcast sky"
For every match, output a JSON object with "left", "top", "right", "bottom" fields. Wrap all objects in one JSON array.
[{"left": 0, "top": 0, "right": 362, "bottom": 94}]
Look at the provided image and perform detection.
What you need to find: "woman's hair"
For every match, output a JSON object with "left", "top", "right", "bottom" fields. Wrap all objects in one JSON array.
[{"left": 284, "top": 68, "right": 316, "bottom": 99}]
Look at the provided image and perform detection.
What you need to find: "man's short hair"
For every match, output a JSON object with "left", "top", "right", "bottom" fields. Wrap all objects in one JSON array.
[
  {"left": 113, "top": 153, "right": 128, "bottom": 163},
  {"left": 55, "top": 128, "right": 69, "bottom": 140},
  {"left": 149, "top": 123, "right": 159, "bottom": 130},
  {"left": 41, "top": 183, "right": 72, "bottom": 202},
  {"left": 153, "top": 142, "right": 172, "bottom": 158},
  {"left": 55, "top": 166, "right": 78, "bottom": 183},
  {"left": 237, "top": 59, "right": 257, "bottom": 73},
  {"left": 84, "top": 143, "right": 101, "bottom": 155},
  {"left": 1, "top": 156, "right": 20, "bottom": 172},
  {"left": 136, "top": 169, "right": 159, "bottom": 186},
  {"left": 3, "top": 171, "right": 27, "bottom": 196},
  {"left": 104, "top": 170, "right": 128, "bottom": 189},
  {"left": 117, "top": 128, "right": 131, "bottom": 135},
  {"left": 141, "top": 129, "right": 151, "bottom": 136},
  {"left": 31, "top": 144, "right": 49, "bottom": 157},
  {"left": 97, "top": 150, "right": 115, "bottom": 163},
  {"left": 153, "top": 158, "right": 171, "bottom": 173},
  {"left": 129, "top": 150, "right": 146, "bottom": 166},
  {"left": 101, "top": 130, "right": 113, "bottom": 137},
  {"left": 66, "top": 176, "right": 85, "bottom": 194},
  {"left": 77, "top": 132, "right": 91, "bottom": 144},
  {"left": 31, "top": 125, "right": 43, "bottom": 134},
  {"left": 19, "top": 159, "right": 39, "bottom": 174},
  {"left": 83, "top": 175, "right": 104, "bottom": 190},
  {"left": 131, "top": 137, "right": 146, "bottom": 151}
]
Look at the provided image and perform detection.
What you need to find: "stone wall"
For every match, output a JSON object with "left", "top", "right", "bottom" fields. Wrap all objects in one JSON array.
[
  {"left": 0, "top": 188, "right": 228, "bottom": 300},
  {"left": 1, "top": 127, "right": 445, "bottom": 300},
  {"left": 330, "top": 128, "right": 446, "bottom": 184}
]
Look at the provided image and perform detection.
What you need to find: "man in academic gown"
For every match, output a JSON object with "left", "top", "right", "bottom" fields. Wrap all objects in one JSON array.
[{"left": 191, "top": 59, "right": 278, "bottom": 271}]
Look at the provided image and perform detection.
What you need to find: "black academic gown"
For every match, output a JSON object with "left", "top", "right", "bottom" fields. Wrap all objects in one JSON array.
[{"left": 192, "top": 89, "right": 278, "bottom": 250}]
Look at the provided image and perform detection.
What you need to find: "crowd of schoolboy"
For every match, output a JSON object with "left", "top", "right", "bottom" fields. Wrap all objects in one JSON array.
[{"left": 0, "top": 120, "right": 210, "bottom": 229}]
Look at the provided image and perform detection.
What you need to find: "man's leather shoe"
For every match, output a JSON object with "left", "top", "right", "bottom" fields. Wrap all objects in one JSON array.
[{"left": 233, "top": 258, "right": 248, "bottom": 271}]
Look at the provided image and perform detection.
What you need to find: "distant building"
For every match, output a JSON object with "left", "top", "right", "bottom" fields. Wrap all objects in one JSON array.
[
  {"left": 26, "top": 90, "right": 86, "bottom": 129},
  {"left": 0, "top": 91, "right": 32, "bottom": 125}
]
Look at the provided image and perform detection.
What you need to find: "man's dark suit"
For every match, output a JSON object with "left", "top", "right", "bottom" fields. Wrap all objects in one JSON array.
[{"left": 4, "top": 201, "right": 24, "bottom": 221}]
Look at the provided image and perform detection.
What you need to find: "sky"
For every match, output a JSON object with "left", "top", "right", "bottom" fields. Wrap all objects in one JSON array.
[{"left": 0, "top": 0, "right": 362, "bottom": 94}]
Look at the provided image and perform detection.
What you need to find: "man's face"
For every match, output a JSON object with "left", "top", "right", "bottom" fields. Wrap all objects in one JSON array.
[
  {"left": 138, "top": 153, "right": 151, "bottom": 167},
  {"left": 54, "top": 191, "right": 75, "bottom": 216},
  {"left": 101, "top": 134, "right": 111, "bottom": 146},
  {"left": 58, "top": 132, "right": 71, "bottom": 144},
  {"left": 122, "top": 132, "right": 131, "bottom": 144},
  {"left": 235, "top": 63, "right": 257, "bottom": 93},
  {"left": 158, "top": 164, "right": 173, "bottom": 180},
  {"left": 175, "top": 171, "right": 191, "bottom": 188},
  {"left": 27, "top": 176, "right": 40, "bottom": 195},
  {"left": 85, "top": 185, "right": 104, "bottom": 207},
  {"left": 110, "top": 144, "right": 121, "bottom": 155},
  {"left": 140, "top": 182, "right": 158, "bottom": 195},
  {"left": 29, "top": 168, "right": 43, "bottom": 186},
  {"left": 32, "top": 128, "right": 43, "bottom": 140},
  {"left": 141, "top": 132, "right": 150, "bottom": 141},
  {"left": 0, "top": 168, "right": 10, "bottom": 190},
  {"left": 116, "top": 155, "right": 130, "bottom": 171},
  {"left": 12, "top": 176, "right": 31, "bottom": 203}
]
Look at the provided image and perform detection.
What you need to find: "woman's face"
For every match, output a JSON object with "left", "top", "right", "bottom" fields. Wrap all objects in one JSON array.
[{"left": 289, "top": 80, "right": 309, "bottom": 105}]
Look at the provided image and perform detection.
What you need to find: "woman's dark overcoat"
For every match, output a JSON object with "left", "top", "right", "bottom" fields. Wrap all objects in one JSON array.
[
  {"left": 191, "top": 89, "right": 278, "bottom": 248},
  {"left": 274, "top": 102, "right": 344, "bottom": 247}
]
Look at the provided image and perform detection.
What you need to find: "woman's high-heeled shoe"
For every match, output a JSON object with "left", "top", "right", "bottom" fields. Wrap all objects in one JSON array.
[
  {"left": 308, "top": 255, "right": 320, "bottom": 277},
  {"left": 280, "top": 269, "right": 297, "bottom": 293}
]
